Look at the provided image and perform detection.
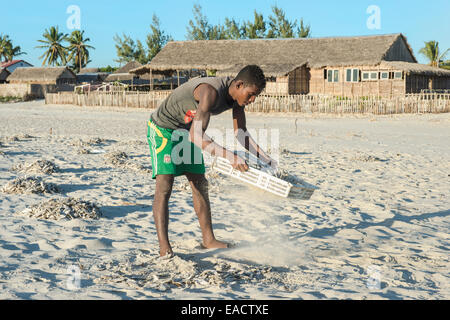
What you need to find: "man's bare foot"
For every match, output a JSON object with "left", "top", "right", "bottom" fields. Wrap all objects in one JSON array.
[
  {"left": 202, "top": 239, "right": 229, "bottom": 249},
  {"left": 159, "top": 247, "right": 173, "bottom": 257}
]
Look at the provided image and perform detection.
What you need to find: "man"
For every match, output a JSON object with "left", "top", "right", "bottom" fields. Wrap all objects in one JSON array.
[{"left": 147, "top": 65, "right": 277, "bottom": 257}]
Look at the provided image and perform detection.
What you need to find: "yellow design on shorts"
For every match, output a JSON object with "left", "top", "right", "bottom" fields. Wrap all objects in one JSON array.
[{"left": 148, "top": 121, "right": 168, "bottom": 154}]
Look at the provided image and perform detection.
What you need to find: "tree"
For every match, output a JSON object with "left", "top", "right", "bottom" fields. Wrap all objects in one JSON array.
[
  {"left": 242, "top": 10, "right": 266, "bottom": 39},
  {"left": 297, "top": 18, "right": 311, "bottom": 38},
  {"left": 36, "top": 26, "right": 68, "bottom": 66},
  {"left": 186, "top": 4, "right": 226, "bottom": 40},
  {"left": 223, "top": 18, "right": 243, "bottom": 39},
  {"left": 267, "top": 6, "right": 296, "bottom": 38},
  {"left": 135, "top": 40, "right": 148, "bottom": 64},
  {"left": 6, "top": 44, "right": 27, "bottom": 61},
  {"left": 98, "top": 65, "right": 118, "bottom": 73},
  {"left": 440, "top": 61, "right": 450, "bottom": 70},
  {"left": 114, "top": 33, "right": 144, "bottom": 65},
  {"left": 0, "top": 35, "right": 8, "bottom": 61},
  {"left": 114, "top": 14, "right": 172, "bottom": 65},
  {"left": 186, "top": 4, "right": 211, "bottom": 40},
  {"left": 147, "top": 14, "right": 172, "bottom": 62},
  {"left": 419, "top": 40, "right": 449, "bottom": 68},
  {"left": 184, "top": 4, "right": 311, "bottom": 41},
  {"left": 0, "top": 34, "right": 27, "bottom": 62},
  {"left": 67, "top": 30, "right": 95, "bottom": 73}
]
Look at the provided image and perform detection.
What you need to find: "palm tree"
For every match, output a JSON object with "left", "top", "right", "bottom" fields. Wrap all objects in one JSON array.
[
  {"left": 5, "top": 44, "right": 27, "bottom": 61},
  {"left": 36, "top": 26, "right": 68, "bottom": 66},
  {"left": 0, "top": 34, "right": 26, "bottom": 62},
  {"left": 419, "top": 40, "right": 449, "bottom": 68},
  {"left": 67, "top": 30, "right": 94, "bottom": 73},
  {"left": 0, "top": 34, "right": 11, "bottom": 62}
]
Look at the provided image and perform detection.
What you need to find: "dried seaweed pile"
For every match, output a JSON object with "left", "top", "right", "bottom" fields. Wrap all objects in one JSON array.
[
  {"left": 1, "top": 177, "right": 59, "bottom": 194},
  {"left": 117, "top": 139, "right": 147, "bottom": 146},
  {"left": 12, "top": 160, "right": 59, "bottom": 175},
  {"left": 173, "top": 169, "right": 224, "bottom": 193},
  {"left": 93, "top": 251, "right": 276, "bottom": 291},
  {"left": 18, "top": 197, "right": 101, "bottom": 220},
  {"left": 2, "top": 134, "right": 33, "bottom": 143},
  {"left": 104, "top": 151, "right": 151, "bottom": 173},
  {"left": 105, "top": 151, "right": 129, "bottom": 166},
  {"left": 69, "top": 138, "right": 109, "bottom": 155},
  {"left": 351, "top": 154, "right": 386, "bottom": 162},
  {"left": 70, "top": 137, "right": 107, "bottom": 147},
  {"left": 273, "top": 168, "right": 304, "bottom": 185}
]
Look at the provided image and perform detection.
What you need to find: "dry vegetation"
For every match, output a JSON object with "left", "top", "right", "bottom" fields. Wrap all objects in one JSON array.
[{"left": 18, "top": 197, "right": 101, "bottom": 220}]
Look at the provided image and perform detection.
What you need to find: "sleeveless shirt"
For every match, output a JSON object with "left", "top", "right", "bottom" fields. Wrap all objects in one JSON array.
[{"left": 150, "top": 76, "right": 237, "bottom": 130}]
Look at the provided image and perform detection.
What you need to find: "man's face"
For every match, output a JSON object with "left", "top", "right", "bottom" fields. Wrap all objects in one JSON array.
[{"left": 235, "top": 82, "right": 262, "bottom": 107}]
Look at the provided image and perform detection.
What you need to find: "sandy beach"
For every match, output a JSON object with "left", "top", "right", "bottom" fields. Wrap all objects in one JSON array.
[{"left": 0, "top": 100, "right": 449, "bottom": 300}]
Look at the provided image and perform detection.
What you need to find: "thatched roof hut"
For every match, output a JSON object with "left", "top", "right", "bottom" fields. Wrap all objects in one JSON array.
[
  {"left": 105, "top": 61, "right": 142, "bottom": 82},
  {"left": 379, "top": 61, "right": 450, "bottom": 77},
  {"left": 131, "top": 33, "right": 416, "bottom": 77},
  {"left": 8, "top": 67, "right": 76, "bottom": 85},
  {"left": 78, "top": 67, "right": 100, "bottom": 74},
  {"left": 130, "top": 33, "right": 450, "bottom": 96}
]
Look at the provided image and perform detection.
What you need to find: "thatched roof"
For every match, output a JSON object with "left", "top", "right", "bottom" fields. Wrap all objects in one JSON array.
[
  {"left": 76, "top": 73, "right": 110, "bottom": 83},
  {"left": 104, "top": 61, "right": 143, "bottom": 82},
  {"left": 131, "top": 33, "right": 417, "bottom": 77},
  {"left": 217, "top": 63, "right": 306, "bottom": 77},
  {"left": 78, "top": 67, "right": 99, "bottom": 74},
  {"left": 105, "top": 73, "right": 137, "bottom": 81},
  {"left": 8, "top": 67, "right": 76, "bottom": 82},
  {"left": 115, "top": 61, "right": 142, "bottom": 74},
  {"left": 380, "top": 61, "right": 450, "bottom": 76}
]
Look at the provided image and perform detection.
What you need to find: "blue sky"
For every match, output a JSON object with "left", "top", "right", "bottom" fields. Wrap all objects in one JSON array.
[{"left": 1, "top": 0, "right": 449, "bottom": 67}]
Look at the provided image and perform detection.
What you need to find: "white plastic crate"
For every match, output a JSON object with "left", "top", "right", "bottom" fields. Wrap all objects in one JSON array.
[{"left": 211, "top": 156, "right": 317, "bottom": 199}]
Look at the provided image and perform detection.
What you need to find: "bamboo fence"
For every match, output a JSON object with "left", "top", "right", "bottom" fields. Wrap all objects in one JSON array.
[
  {"left": 45, "top": 91, "right": 171, "bottom": 109},
  {"left": 246, "top": 93, "right": 450, "bottom": 114},
  {"left": 45, "top": 91, "right": 450, "bottom": 114}
]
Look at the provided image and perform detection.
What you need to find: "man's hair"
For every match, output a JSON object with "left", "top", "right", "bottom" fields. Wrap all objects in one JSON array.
[{"left": 234, "top": 65, "right": 266, "bottom": 90}]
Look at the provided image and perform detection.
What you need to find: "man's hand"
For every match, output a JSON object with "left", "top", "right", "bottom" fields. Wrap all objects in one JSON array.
[{"left": 230, "top": 154, "right": 249, "bottom": 172}]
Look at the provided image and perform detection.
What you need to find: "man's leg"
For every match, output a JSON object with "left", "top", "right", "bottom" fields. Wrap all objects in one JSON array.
[
  {"left": 185, "top": 172, "right": 228, "bottom": 249},
  {"left": 153, "top": 174, "right": 174, "bottom": 256}
]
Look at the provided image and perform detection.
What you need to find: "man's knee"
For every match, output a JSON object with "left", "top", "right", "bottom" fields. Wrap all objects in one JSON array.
[
  {"left": 187, "top": 175, "right": 209, "bottom": 194},
  {"left": 155, "top": 175, "right": 174, "bottom": 198}
]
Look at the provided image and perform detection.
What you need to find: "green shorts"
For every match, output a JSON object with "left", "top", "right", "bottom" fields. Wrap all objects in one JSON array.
[{"left": 147, "top": 120, "right": 205, "bottom": 179}]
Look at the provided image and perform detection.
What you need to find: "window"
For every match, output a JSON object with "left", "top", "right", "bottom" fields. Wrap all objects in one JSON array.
[
  {"left": 394, "top": 71, "right": 403, "bottom": 79},
  {"left": 327, "top": 69, "right": 340, "bottom": 82},
  {"left": 380, "top": 72, "right": 389, "bottom": 80},
  {"left": 353, "top": 69, "right": 360, "bottom": 82},
  {"left": 346, "top": 68, "right": 360, "bottom": 82},
  {"left": 362, "top": 71, "right": 379, "bottom": 81},
  {"left": 333, "top": 70, "right": 339, "bottom": 82}
]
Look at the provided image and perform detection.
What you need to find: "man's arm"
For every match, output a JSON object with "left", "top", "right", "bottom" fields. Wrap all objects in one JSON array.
[
  {"left": 232, "top": 106, "right": 278, "bottom": 168},
  {"left": 190, "top": 83, "right": 248, "bottom": 172}
]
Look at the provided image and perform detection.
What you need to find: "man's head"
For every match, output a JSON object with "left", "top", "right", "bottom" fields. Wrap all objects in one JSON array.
[{"left": 230, "top": 65, "right": 266, "bottom": 107}]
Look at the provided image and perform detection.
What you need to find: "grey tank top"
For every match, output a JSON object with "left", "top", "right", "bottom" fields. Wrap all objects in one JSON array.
[{"left": 150, "top": 76, "right": 237, "bottom": 130}]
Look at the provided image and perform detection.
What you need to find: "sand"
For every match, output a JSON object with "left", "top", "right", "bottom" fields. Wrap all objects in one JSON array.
[{"left": 0, "top": 100, "right": 449, "bottom": 300}]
